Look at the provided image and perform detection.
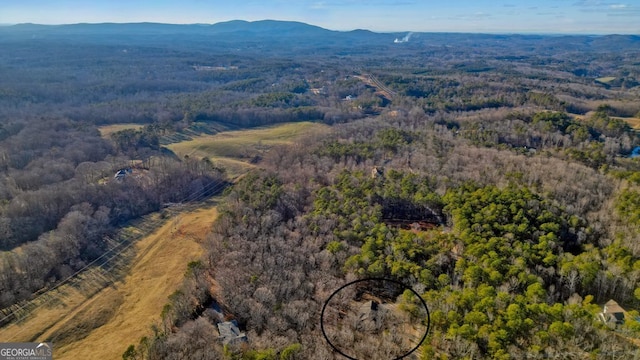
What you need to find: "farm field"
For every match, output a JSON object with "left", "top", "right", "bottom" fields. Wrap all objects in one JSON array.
[
  {"left": 620, "top": 117, "right": 640, "bottom": 130},
  {"left": 596, "top": 77, "right": 617, "bottom": 84},
  {"left": 98, "top": 123, "right": 145, "bottom": 138},
  {"left": 166, "top": 121, "right": 329, "bottom": 176}
]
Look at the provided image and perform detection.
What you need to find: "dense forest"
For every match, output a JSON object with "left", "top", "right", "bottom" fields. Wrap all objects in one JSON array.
[{"left": 2, "top": 21, "right": 640, "bottom": 359}]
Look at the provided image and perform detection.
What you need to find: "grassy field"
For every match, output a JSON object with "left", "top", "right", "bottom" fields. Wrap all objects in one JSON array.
[
  {"left": 168, "top": 121, "right": 328, "bottom": 159},
  {"left": 0, "top": 204, "right": 218, "bottom": 360},
  {"left": 167, "top": 121, "right": 329, "bottom": 177},
  {"left": 51, "top": 204, "right": 218, "bottom": 360},
  {"left": 595, "top": 77, "right": 616, "bottom": 84},
  {"left": 620, "top": 117, "right": 640, "bottom": 130},
  {"left": 572, "top": 113, "right": 640, "bottom": 131},
  {"left": 98, "top": 123, "right": 145, "bottom": 138}
]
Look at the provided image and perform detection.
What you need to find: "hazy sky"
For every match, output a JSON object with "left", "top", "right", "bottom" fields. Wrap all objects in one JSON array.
[{"left": 1, "top": 0, "right": 638, "bottom": 34}]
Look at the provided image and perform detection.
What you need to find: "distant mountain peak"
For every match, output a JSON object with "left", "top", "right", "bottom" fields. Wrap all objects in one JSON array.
[{"left": 208, "top": 19, "right": 332, "bottom": 36}]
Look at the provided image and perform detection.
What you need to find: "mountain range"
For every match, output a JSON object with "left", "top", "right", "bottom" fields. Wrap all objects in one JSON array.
[{"left": 1, "top": 20, "right": 639, "bottom": 55}]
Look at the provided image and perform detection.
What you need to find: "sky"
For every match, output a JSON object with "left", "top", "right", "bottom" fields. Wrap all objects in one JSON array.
[{"left": 1, "top": 0, "right": 639, "bottom": 34}]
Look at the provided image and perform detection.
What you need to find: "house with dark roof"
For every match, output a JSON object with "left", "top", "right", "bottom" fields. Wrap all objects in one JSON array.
[
  {"left": 217, "top": 320, "right": 247, "bottom": 345},
  {"left": 371, "top": 166, "right": 384, "bottom": 179},
  {"left": 114, "top": 168, "right": 132, "bottom": 180}
]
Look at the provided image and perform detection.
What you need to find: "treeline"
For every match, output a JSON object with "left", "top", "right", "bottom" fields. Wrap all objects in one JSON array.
[
  {"left": 143, "top": 173, "right": 333, "bottom": 359},
  {"left": 3, "top": 31, "right": 638, "bottom": 133},
  {"left": 0, "top": 40, "right": 371, "bottom": 130},
  {"left": 440, "top": 107, "right": 636, "bottom": 170}
]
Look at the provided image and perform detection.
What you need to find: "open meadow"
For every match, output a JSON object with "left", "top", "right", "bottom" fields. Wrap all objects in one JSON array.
[
  {"left": 0, "top": 203, "right": 218, "bottom": 359},
  {"left": 166, "top": 121, "right": 329, "bottom": 177}
]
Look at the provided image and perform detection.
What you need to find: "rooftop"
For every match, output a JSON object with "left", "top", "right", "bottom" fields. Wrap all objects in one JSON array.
[{"left": 217, "top": 320, "right": 247, "bottom": 345}]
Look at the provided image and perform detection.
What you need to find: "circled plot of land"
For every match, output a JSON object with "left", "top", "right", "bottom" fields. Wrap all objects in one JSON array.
[{"left": 321, "top": 278, "right": 430, "bottom": 360}]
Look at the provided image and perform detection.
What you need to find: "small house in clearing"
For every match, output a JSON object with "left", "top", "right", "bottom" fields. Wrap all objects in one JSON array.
[
  {"left": 598, "top": 299, "right": 627, "bottom": 326},
  {"left": 371, "top": 166, "right": 384, "bottom": 179},
  {"left": 114, "top": 168, "right": 132, "bottom": 180},
  {"left": 217, "top": 320, "right": 247, "bottom": 345}
]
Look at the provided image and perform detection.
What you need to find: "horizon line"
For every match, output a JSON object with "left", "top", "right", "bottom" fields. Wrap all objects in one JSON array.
[{"left": 1, "top": 19, "right": 638, "bottom": 37}]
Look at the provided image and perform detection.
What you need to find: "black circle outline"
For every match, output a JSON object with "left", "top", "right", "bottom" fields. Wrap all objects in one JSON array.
[{"left": 320, "top": 277, "right": 431, "bottom": 360}]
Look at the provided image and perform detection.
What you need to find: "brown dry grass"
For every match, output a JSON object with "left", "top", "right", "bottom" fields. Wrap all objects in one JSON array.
[
  {"left": 620, "top": 117, "right": 640, "bottom": 130},
  {"left": 46, "top": 290, "right": 125, "bottom": 347},
  {"left": 97, "top": 123, "right": 145, "bottom": 138},
  {"left": 167, "top": 121, "right": 328, "bottom": 177},
  {"left": 0, "top": 286, "right": 99, "bottom": 343},
  {"left": 0, "top": 205, "right": 218, "bottom": 359},
  {"left": 53, "top": 205, "right": 218, "bottom": 360},
  {"left": 168, "top": 121, "right": 327, "bottom": 159},
  {"left": 595, "top": 77, "right": 616, "bottom": 84}
]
